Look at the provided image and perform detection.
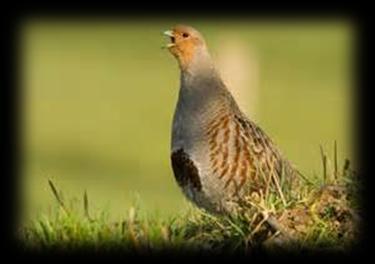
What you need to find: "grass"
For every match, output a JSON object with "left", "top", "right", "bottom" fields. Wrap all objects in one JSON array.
[{"left": 19, "top": 143, "right": 360, "bottom": 253}]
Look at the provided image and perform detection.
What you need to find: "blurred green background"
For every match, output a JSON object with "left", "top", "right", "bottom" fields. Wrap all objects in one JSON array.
[{"left": 21, "top": 19, "right": 354, "bottom": 222}]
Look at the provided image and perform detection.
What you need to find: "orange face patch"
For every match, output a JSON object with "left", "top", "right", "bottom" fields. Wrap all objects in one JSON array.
[{"left": 167, "top": 30, "right": 202, "bottom": 70}]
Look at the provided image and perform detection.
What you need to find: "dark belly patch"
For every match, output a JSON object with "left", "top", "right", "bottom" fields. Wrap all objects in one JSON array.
[{"left": 171, "top": 149, "right": 202, "bottom": 191}]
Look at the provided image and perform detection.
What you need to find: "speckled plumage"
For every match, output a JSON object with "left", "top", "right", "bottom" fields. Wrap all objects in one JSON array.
[{"left": 165, "top": 25, "right": 299, "bottom": 215}]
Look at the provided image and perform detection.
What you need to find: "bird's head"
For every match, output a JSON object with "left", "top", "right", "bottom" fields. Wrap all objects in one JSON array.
[{"left": 164, "top": 25, "right": 208, "bottom": 70}]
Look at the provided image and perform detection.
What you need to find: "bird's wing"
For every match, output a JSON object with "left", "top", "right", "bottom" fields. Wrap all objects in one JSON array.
[{"left": 233, "top": 113, "right": 298, "bottom": 194}]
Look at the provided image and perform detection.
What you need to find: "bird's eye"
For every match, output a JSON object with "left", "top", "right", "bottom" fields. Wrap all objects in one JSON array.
[{"left": 182, "top": 33, "right": 189, "bottom": 38}]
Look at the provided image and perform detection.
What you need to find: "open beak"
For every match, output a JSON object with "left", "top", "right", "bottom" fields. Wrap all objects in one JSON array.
[{"left": 163, "top": 30, "right": 176, "bottom": 49}]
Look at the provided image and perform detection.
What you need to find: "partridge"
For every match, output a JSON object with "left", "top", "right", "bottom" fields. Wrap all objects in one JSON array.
[{"left": 164, "top": 25, "right": 299, "bottom": 215}]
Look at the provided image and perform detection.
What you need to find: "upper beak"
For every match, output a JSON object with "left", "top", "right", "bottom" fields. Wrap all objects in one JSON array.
[{"left": 163, "top": 30, "right": 174, "bottom": 37}]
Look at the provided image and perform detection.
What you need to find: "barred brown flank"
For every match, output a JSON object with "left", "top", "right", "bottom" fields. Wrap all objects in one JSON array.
[
  {"left": 209, "top": 126, "right": 221, "bottom": 163},
  {"left": 243, "top": 145, "right": 252, "bottom": 165},
  {"left": 206, "top": 111, "right": 222, "bottom": 128},
  {"left": 209, "top": 128, "right": 219, "bottom": 140},
  {"left": 209, "top": 107, "right": 226, "bottom": 124},
  {"left": 240, "top": 133, "right": 248, "bottom": 144},
  {"left": 222, "top": 116, "right": 230, "bottom": 129},
  {"left": 239, "top": 159, "right": 248, "bottom": 181},
  {"left": 209, "top": 140, "right": 218, "bottom": 153},
  {"left": 211, "top": 138, "right": 223, "bottom": 174},
  {"left": 219, "top": 166, "right": 229, "bottom": 179},
  {"left": 206, "top": 122, "right": 221, "bottom": 137},
  {"left": 223, "top": 127, "right": 230, "bottom": 144},
  {"left": 234, "top": 121, "right": 241, "bottom": 160},
  {"left": 206, "top": 118, "right": 216, "bottom": 128},
  {"left": 209, "top": 131, "right": 219, "bottom": 150},
  {"left": 210, "top": 147, "right": 222, "bottom": 160},
  {"left": 237, "top": 129, "right": 249, "bottom": 189},
  {"left": 216, "top": 122, "right": 230, "bottom": 178},
  {"left": 206, "top": 114, "right": 226, "bottom": 133},
  {"left": 221, "top": 148, "right": 229, "bottom": 168},
  {"left": 209, "top": 153, "right": 215, "bottom": 162},
  {"left": 220, "top": 114, "right": 229, "bottom": 122},
  {"left": 212, "top": 158, "right": 218, "bottom": 169},
  {"left": 224, "top": 177, "right": 234, "bottom": 190},
  {"left": 229, "top": 122, "right": 241, "bottom": 176}
]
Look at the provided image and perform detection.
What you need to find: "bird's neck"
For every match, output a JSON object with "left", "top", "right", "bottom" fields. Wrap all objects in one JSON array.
[
  {"left": 176, "top": 49, "right": 230, "bottom": 123},
  {"left": 179, "top": 48, "right": 223, "bottom": 92}
]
